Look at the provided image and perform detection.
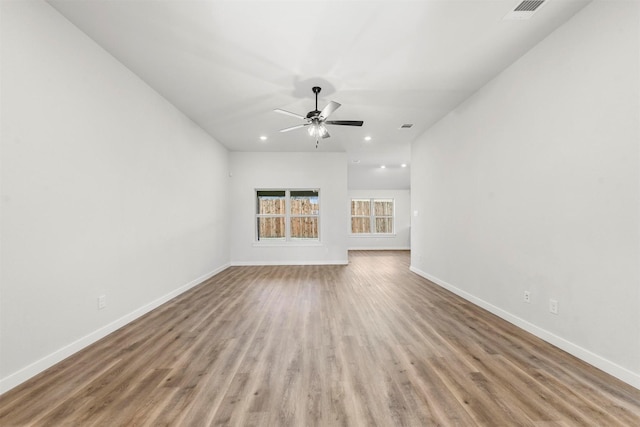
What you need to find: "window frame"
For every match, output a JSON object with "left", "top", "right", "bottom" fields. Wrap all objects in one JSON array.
[
  {"left": 256, "top": 189, "right": 320, "bottom": 244},
  {"left": 350, "top": 198, "right": 395, "bottom": 236}
]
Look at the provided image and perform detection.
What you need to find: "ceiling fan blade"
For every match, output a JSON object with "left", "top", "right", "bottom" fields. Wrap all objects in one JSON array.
[
  {"left": 279, "top": 123, "right": 308, "bottom": 133},
  {"left": 324, "top": 120, "right": 364, "bottom": 126},
  {"left": 319, "top": 101, "right": 341, "bottom": 119},
  {"left": 274, "top": 109, "right": 306, "bottom": 120}
]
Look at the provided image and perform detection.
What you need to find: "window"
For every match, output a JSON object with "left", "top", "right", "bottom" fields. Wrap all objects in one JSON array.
[
  {"left": 351, "top": 198, "right": 394, "bottom": 234},
  {"left": 257, "top": 190, "right": 319, "bottom": 241},
  {"left": 256, "top": 190, "right": 286, "bottom": 239},
  {"left": 289, "top": 190, "right": 320, "bottom": 239}
]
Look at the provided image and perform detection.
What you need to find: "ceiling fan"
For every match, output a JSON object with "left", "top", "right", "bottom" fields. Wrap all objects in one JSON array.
[{"left": 274, "top": 86, "right": 363, "bottom": 147}]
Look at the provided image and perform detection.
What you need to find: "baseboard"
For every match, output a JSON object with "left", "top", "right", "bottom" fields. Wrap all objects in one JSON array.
[
  {"left": 348, "top": 247, "right": 410, "bottom": 251},
  {"left": 409, "top": 265, "right": 640, "bottom": 391},
  {"left": 230, "top": 260, "right": 349, "bottom": 266},
  {"left": 0, "top": 263, "right": 231, "bottom": 395}
]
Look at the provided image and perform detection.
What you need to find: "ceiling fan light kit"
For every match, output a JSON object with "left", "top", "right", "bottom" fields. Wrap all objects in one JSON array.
[{"left": 275, "top": 86, "right": 363, "bottom": 148}]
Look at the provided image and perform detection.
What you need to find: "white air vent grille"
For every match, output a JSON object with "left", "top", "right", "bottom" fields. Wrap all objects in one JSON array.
[
  {"left": 504, "top": 0, "right": 546, "bottom": 20},
  {"left": 515, "top": 0, "right": 545, "bottom": 12}
]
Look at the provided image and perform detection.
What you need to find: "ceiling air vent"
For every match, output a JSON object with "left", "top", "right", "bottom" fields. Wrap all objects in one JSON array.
[
  {"left": 503, "top": 0, "right": 546, "bottom": 20},
  {"left": 400, "top": 124, "right": 413, "bottom": 129}
]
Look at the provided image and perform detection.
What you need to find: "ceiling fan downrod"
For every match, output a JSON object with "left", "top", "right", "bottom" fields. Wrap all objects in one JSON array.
[{"left": 307, "top": 86, "right": 322, "bottom": 119}]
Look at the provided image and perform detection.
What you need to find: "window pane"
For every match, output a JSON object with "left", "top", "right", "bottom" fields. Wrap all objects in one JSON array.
[
  {"left": 291, "top": 191, "right": 319, "bottom": 215},
  {"left": 351, "top": 217, "right": 371, "bottom": 234},
  {"left": 351, "top": 199, "right": 371, "bottom": 216},
  {"left": 257, "top": 217, "right": 285, "bottom": 239},
  {"left": 374, "top": 200, "right": 393, "bottom": 216},
  {"left": 291, "top": 217, "right": 318, "bottom": 239},
  {"left": 375, "top": 217, "right": 393, "bottom": 234},
  {"left": 257, "top": 191, "right": 285, "bottom": 214}
]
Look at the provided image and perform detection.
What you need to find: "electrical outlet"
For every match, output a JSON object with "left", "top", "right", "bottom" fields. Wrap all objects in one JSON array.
[
  {"left": 523, "top": 291, "right": 531, "bottom": 303},
  {"left": 549, "top": 299, "right": 558, "bottom": 315},
  {"left": 98, "top": 295, "right": 106, "bottom": 310}
]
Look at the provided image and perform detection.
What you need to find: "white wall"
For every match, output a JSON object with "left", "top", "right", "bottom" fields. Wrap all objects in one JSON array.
[
  {"left": 0, "top": 0, "right": 230, "bottom": 392},
  {"left": 411, "top": 0, "right": 639, "bottom": 388},
  {"left": 348, "top": 164, "right": 410, "bottom": 190},
  {"left": 348, "top": 189, "right": 410, "bottom": 250},
  {"left": 229, "top": 152, "right": 348, "bottom": 265}
]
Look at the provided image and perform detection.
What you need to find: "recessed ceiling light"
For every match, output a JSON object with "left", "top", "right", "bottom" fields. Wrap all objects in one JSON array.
[
  {"left": 351, "top": 159, "right": 361, "bottom": 164},
  {"left": 401, "top": 163, "right": 407, "bottom": 168},
  {"left": 364, "top": 136, "right": 372, "bottom": 141},
  {"left": 380, "top": 165, "right": 386, "bottom": 169},
  {"left": 259, "top": 135, "right": 267, "bottom": 141}
]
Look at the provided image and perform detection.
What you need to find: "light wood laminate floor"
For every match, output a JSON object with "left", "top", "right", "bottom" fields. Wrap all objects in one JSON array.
[{"left": 1, "top": 250, "right": 639, "bottom": 426}]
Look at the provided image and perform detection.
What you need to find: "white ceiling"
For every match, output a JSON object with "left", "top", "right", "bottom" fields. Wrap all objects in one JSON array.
[{"left": 47, "top": 0, "right": 591, "bottom": 188}]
